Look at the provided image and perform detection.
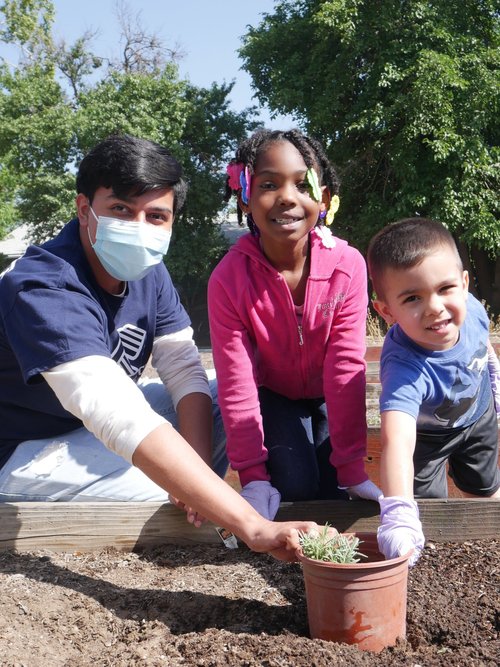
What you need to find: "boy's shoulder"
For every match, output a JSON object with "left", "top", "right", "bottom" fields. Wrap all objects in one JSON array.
[
  {"left": 380, "top": 325, "right": 418, "bottom": 360},
  {"left": 466, "top": 293, "right": 489, "bottom": 325}
]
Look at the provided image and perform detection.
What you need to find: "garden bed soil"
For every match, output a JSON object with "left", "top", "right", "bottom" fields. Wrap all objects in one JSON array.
[{"left": 1, "top": 538, "right": 498, "bottom": 666}]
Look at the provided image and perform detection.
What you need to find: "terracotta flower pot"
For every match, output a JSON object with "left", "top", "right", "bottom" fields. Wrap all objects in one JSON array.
[{"left": 296, "top": 532, "right": 412, "bottom": 652}]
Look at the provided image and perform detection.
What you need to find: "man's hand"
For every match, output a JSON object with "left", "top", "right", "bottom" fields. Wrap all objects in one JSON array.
[
  {"left": 248, "top": 521, "right": 320, "bottom": 562},
  {"left": 377, "top": 496, "right": 425, "bottom": 566},
  {"left": 168, "top": 494, "right": 207, "bottom": 528},
  {"left": 347, "top": 479, "right": 383, "bottom": 502},
  {"left": 240, "top": 481, "right": 281, "bottom": 520}
]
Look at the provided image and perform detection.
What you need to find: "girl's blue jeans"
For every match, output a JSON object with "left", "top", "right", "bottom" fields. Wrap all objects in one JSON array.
[{"left": 258, "top": 386, "right": 349, "bottom": 502}]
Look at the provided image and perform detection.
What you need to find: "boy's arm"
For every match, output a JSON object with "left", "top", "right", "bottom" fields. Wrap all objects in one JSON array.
[
  {"left": 377, "top": 410, "right": 425, "bottom": 566},
  {"left": 380, "top": 410, "right": 417, "bottom": 497},
  {"left": 151, "top": 329, "right": 216, "bottom": 525}
]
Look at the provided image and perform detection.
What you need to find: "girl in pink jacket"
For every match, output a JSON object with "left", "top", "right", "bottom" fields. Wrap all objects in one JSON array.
[{"left": 208, "top": 129, "right": 381, "bottom": 519}]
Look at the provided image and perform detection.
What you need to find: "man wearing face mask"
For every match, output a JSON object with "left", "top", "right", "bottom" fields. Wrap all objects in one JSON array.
[
  {"left": 0, "top": 134, "right": 321, "bottom": 555},
  {"left": 0, "top": 133, "right": 229, "bottom": 518}
]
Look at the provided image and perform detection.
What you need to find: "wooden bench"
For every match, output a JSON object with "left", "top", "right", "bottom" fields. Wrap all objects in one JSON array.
[
  {"left": 366, "top": 362, "right": 381, "bottom": 383},
  {"left": 2, "top": 497, "right": 498, "bottom": 552}
]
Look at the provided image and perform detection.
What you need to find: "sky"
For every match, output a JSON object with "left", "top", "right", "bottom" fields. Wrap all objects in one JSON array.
[{"left": 43, "top": 0, "right": 297, "bottom": 129}]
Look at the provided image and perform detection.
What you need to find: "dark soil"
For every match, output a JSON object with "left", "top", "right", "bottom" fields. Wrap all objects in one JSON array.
[{"left": 0, "top": 538, "right": 498, "bottom": 666}]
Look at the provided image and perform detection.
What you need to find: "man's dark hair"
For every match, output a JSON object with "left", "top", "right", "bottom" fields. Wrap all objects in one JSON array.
[
  {"left": 76, "top": 134, "right": 187, "bottom": 215},
  {"left": 367, "top": 217, "right": 462, "bottom": 299}
]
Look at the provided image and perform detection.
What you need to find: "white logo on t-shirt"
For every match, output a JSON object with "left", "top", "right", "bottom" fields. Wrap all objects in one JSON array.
[{"left": 112, "top": 324, "right": 147, "bottom": 379}]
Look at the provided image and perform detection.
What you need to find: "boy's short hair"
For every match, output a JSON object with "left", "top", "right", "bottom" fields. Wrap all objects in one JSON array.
[
  {"left": 76, "top": 134, "right": 187, "bottom": 215},
  {"left": 367, "top": 218, "right": 462, "bottom": 299}
]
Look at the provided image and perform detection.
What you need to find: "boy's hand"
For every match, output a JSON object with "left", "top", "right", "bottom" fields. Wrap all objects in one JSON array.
[
  {"left": 377, "top": 496, "right": 424, "bottom": 566},
  {"left": 347, "top": 479, "right": 383, "bottom": 502},
  {"left": 240, "top": 481, "right": 281, "bottom": 520}
]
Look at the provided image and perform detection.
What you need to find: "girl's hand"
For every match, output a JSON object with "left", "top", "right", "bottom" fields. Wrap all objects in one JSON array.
[
  {"left": 347, "top": 479, "right": 383, "bottom": 502},
  {"left": 240, "top": 480, "right": 281, "bottom": 520}
]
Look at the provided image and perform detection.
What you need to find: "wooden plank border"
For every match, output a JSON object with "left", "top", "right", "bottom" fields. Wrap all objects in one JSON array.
[{"left": 0, "top": 499, "right": 498, "bottom": 553}]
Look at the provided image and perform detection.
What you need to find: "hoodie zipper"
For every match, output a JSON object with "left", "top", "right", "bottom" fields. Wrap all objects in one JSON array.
[{"left": 298, "top": 324, "right": 304, "bottom": 346}]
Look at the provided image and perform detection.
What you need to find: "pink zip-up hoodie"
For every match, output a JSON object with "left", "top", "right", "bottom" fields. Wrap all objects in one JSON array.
[{"left": 208, "top": 226, "right": 368, "bottom": 488}]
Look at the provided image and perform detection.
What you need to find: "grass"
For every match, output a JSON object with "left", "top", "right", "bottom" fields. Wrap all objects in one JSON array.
[
  {"left": 366, "top": 310, "right": 387, "bottom": 340},
  {"left": 485, "top": 305, "right": 500, "bottom": 336}
]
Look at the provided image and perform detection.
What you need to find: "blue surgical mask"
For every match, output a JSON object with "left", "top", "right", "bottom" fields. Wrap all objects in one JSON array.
[{"left": 88, "top": 209, "right": 171, "bottom": 281}]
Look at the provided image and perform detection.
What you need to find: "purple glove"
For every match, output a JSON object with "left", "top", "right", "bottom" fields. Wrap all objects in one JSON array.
[
  {"left": 377, "top": 496, "right": 425, "bottom": 567},
  {"left": 240, "top": 481, "right": 281, "bottom": 521},
  {"left": 347, "top": 479, "right": 383, "bottom": 502},
  {"left": 487, "top": 345, "right": 500, "bottom": 414}
]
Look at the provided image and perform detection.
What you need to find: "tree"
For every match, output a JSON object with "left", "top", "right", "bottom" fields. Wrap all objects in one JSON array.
[
  {"left": 0, "top": 0, "right": 57, "bottom": 238},
  {"left": 51, "top": 32, "right": 103, "bottom": 101},
  {"left": 0, "top": 0, "right": 256, "bottom": 342},
  {"left": 111, "top": 0, "right": 185, "bottom": 75},
  {"left": 0, "top": 0, "right": 54, "bottom": 61},
  {"left": 240, "top": 0, "right": 500, "bottom": 313}
]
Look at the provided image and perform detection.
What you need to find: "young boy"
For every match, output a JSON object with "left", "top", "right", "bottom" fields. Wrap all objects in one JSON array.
[{"left": 367, "top": 218, "right": 500, "bottom": 566}]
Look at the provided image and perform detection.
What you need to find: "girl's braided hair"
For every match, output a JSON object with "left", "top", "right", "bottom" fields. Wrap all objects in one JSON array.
[{"left": 225, "top": 128, "right": 340, "bottom": 232}]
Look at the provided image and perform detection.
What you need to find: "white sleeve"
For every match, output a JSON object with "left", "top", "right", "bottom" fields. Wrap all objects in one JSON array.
[
  {"left": 42, "top": 356, "right": 167, "bottom": 463},
  {"left": 152, "top": 326, "right": 211, "bottom": 408}
]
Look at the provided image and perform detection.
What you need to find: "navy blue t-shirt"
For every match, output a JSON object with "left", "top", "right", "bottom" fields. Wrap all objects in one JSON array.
[{"left": 0, "top": 218, "right": 190, "bottom": 468}]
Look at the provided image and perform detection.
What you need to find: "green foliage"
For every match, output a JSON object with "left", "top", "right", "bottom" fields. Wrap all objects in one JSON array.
[
  {"left": 240, "top": 0, "right": 500, "bottom": 312},
  {"left": 74, "top": 67, "right": 189, "bottom": 149},
  {"left": 168, "top": 218, "right": 229, "bottom": 310},
  {"left": 18, "top": 171, "right": 76, "bottom": 241},
  {"left": 0, "top": 63, "right": 75, "bottom": 163},
  {"left": 0, "top": 160, "right": 17, "bottom": 236},
  {"left": 0, "top": 251, "right": 12, "bottom": 272},
  {"left": 0, "top": 0, "right": 54, "bottom": 54},
  {"left": 299, "top": 525, "right": 366, "bottom": 563},
  {"left": 52, "top": 35, "right": 104, "bottom": 100}
]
